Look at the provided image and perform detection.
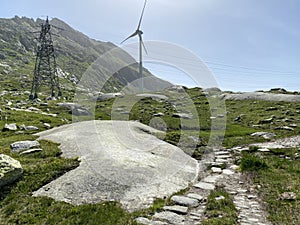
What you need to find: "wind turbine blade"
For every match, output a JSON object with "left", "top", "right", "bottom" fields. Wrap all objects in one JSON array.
[
  {"left": 121, "top": 31, "right": 138, "bottom": 44},
  {"left": 141, "top": 37, "right": 148, "bottom": 55},
  {"left": 137, "top": 0, "right": 147, "bottom": 30}
]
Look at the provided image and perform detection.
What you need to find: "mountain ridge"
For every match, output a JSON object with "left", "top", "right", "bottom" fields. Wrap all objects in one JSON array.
[{"left": 0, "top": 16, "right": 172, "bottom": 96}]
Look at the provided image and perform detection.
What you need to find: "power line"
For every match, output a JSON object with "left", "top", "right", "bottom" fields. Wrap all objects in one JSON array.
[{"left": 123, "top": 45, "right": 299, "bottom": 75}]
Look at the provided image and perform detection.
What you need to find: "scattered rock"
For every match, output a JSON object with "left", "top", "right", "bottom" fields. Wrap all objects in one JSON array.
[
  {"left": 3, "top": 123, "right": 17, "bottom": 131},
  {"left": 0, "top": 53, "right": 6, "bottom": 60},
  {"left": 10, "top": 140, "right": 40, "bottom": 152},
  {"left": 234, "top": 116, "right": 241, "bottom": 121},
  {"left": 0, "top": 154, "right": 23, "bottom": 188},
  {"left": 275, "top": 126, "right": 294, "bottom": 131},
  {"left": 43, "top": 123, "right": 51, "bottom": 128},
  {"left": 250, "top": 132, "right": 276, "bottom": 140},
  {"left": 58, "top": 102, "right": 92, "bottom": 116},
  {"left": 279, "top": 192, "right": 296, "bottom": 201},
  {"left": 172, "top": 113, "right": 193, "bottom": 119},
  {"left": 167, "top": 85, "right": 185, "bottom": 93},
  {"left": 28, "top": 107, "right": 41, "bottom": 112},
  {"left": 57, "top": 102, "right": 79, "bottom": 110},
  {"left": 20, "top": 124, "right": 39, "bottom": 131},
  {"left": 259, "top": 117, "right": 274, "bottom": 124},
  {"left": 215, "top": 195, "right": 225, "bottom": 201},
  {"left": 163, "top": 205, "right": 188, "bottom": 214},
  {"left": 289, "top": 124, "right": 297, "bottom": 128},
  {"left": 217, "top": 114, "right": 225, "bottom": 118},
  {"left": 171, "top": 195, "right": 200, "bottom": 207},
  {"left": 153, "top": 112, "right": 164, "bottom": 117},
  {"left": 137, "top": 93, "right": 168, "bottom": 100},
  {"left": 95, "top": 92, "right": 123, "bottom": 101},
  {"left": 282, "top": 118, "right": 293, "bottom": 123},
  {"left": 40, "top": 102, "right": 48, "bottom": 107},
  {"left": 266, "top": 107, "right": 278, "bottom": 111},
  {"left": 72, "top": 108, "right": 92, "bottom": 116},
  {"left": 20, "top": 148, "right": 42, "bottom": 155},
  {"left": 258, "top": 148, "right": 270, "bottom": 152},
  {"left": 153, "top": 211, "right": 185, "bottom": 224}
]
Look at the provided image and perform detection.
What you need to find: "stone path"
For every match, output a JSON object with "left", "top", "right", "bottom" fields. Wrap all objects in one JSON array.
[{"left": 136, "top": 147, "right": 272, "bottom": 225}]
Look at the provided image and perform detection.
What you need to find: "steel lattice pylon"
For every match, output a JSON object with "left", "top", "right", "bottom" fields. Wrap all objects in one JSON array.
[{"left": 29, "top": 17, "right": 62, "bottom": 100}]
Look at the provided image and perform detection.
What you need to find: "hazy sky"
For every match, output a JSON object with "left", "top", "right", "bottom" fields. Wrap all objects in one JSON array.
[{"left": 1, "top": 0, "right": 300, "bottom": 91}]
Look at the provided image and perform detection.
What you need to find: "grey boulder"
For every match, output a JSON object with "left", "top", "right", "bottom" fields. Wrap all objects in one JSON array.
[
  {"left": 3, "top": 123, "right": 17, "bottom": 131},
  {"left": 0, "top": 154, "right": 23, "bottom": 188},
  {"left": 10, "top": 140, "right": 40, "bottom": 152}
]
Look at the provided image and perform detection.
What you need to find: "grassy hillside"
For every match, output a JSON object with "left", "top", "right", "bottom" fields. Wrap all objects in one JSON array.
[
  {"left": 0, "top": 16, "right": 171, "bottom": 95},
  {"left": 0, "top": 16, "right": 299, "bottom": 225},
  {"left": 0, "top": 86, "right": 299, "bottom": 224}
]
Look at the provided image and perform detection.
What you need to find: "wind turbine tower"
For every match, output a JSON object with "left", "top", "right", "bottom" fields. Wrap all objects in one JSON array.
[{"left": 121, "top": 0, "right": 148, "bottom": 93}]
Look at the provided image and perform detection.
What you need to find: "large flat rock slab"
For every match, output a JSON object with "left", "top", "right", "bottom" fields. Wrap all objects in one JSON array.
[
  {"left": 223, "top": 92, "right": 300, "bottom": 102},
  {"left": 32, "top": 120, "right": 199, "bottom": 211}
]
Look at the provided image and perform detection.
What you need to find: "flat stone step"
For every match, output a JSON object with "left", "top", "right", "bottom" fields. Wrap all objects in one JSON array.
[
  {"left": 222, "top": 169, "right": 235, "bottom": 175},
  {"left": 203, "top": 175, "right": 223, "bottom": 183},
  {"left": 214, "top": 151, "right": 230, "bottom": 155},
  {"left": 186, "top": 193, "right": 204, "bottom": 202},
  {"left": 215, "top": 158, "right": 228, "bottom": 163},
  {"left": 163, "top": 205, "right": 188, "bottom": 214},
  {"left": 171, "top": 195, "right": 200, "bottom": 207},
  {"left": 215, "top": 154, "right": 231, "bottom": 159},
  {"left": 193, "top": 182, "right": 215, "bottom": 190},
  {"left": 211, "top": 167, "right": 222, "bottom": 173},
  {"left": 153, "top": 211, "right": 185, "bottom": 225},
  {"left": 211, "top": 162, "right": 225, "bottom": 167}
]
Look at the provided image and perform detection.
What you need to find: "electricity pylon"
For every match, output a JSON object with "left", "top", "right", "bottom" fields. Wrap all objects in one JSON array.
[{"left": 29, "top": 17, "right": 62, "bottom": 100}]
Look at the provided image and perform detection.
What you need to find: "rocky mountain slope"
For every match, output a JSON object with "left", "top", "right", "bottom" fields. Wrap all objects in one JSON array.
[{"left": 0, "top": 16, "right": 171, "bottom": 95}]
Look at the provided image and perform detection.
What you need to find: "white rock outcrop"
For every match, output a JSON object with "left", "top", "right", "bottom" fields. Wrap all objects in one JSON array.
[{"left": 32, "top": 120, "right": 199, "bottom": 212}]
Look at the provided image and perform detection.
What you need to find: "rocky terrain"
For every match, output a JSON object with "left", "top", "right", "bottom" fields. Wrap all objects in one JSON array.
[
  {"left": 0, "top": 16, "right": 171, "bottom": 94},
  {"left": 0, "top": 16, "right": 300, "bottom": 225}
]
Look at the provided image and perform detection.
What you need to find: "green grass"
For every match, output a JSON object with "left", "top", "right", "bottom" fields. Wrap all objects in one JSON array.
[
  {"left": 240, "top": 152, "right": 268, "bottom": 172},
  {"left": 239, "top": 148, "right": 300, "bottom": 225},
  {"left": 1, "top": 86, "right": 300, "bottom": 224},
  {"left": 202, "top": 188, "right": 238, "bottom": 225},
  {"left": 0, "top": 137, "right": 138, "bottom": 225}
]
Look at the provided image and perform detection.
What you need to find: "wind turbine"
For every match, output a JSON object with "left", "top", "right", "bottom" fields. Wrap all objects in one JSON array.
[{"left": 121, "top": 0, "right": 148, "bottom": 93}]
